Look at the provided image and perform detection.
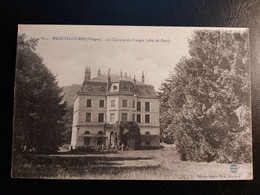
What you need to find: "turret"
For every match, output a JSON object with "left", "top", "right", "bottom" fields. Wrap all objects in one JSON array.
[{"left": 107, "top": 68, "right": 111, "bottom": 92}]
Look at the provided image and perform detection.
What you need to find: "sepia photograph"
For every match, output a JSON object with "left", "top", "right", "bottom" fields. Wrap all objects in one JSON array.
[{"left": 12, "top": 25, "right": 252, "bottom": 180}]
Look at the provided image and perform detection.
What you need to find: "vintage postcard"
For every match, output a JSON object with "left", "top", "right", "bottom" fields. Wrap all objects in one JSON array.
[{"left": 12, "top": 25, "right": 253, "bottom": 180}]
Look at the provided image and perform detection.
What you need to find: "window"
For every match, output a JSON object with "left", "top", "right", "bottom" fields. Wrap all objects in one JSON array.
[
  {"left": 133, "top": 100, "right": 135, "bottom": 108},
  {"left": 98, "top": 113, "right": 104, "bottom": 122},
  {"left": 113, "top": 85, "right": 118, "bottom": 90},
  {"left": 111, "top": 100, "right": 115, "bottom": 107},
  {"left": 137, "top": 114, "right": 141, "bottom": 123},
  {"left": 132, "top": 114, "right": 135, "bottom": 121},
  {"left": 99, "top": 100, "right": 104, "bottom": 107},
  {"left": 137, "top": 102, "right": 141, "bottom": 111},
  {"left": 122, "top": 99, "right": 127, "bottom": 107},
  {"left": 145, "top": 102, "right": 150, "bottom": 112},
  {"left": 87, "top": 99, "right": 91, "bottom": 107},
  {"left": 86, "top": 113, "right": 91, "bottom": 122},
  {"left": 145, "top": 114, "right": 150, "bottom": 123},
  {"left": 110, "top": 113, "right": 115, "bottom": 123},
  {"left": 122, "top": 113, "right": 127, "bottom": 122}
]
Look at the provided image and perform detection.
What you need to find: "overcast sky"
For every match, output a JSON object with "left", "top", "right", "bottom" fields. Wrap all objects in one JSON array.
[{"left": 18, "top": 25, "right": 245, "bottom": 91}]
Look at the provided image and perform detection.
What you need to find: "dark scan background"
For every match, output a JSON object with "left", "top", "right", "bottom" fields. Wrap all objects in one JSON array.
[{"left": 1, "top": 0, "right": 260, "bottom": 194}]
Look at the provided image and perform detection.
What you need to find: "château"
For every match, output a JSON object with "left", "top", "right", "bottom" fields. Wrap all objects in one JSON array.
[{"left": 71, "top": 67, "right": 160, "bottom": 149}]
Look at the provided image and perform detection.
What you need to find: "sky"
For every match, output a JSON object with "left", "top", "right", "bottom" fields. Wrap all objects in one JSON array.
[{"left": 18, "top": 25, "right": 246, "bottom": 91}]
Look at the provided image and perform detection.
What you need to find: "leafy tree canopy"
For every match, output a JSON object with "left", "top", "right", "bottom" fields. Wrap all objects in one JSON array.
[
  {"left": 114, "top": 121, "right": 141, "bottom": 149},
  {"left": 159, "top": 30, "right": 251, "bottom": 163},
  {"left": 13, "top": 34, "right": 67, "bottom": 153}
]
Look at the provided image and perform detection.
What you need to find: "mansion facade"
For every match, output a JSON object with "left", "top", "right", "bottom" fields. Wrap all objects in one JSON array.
[{"left": 71, "top": 67, "right": 160, "bottom": 149}]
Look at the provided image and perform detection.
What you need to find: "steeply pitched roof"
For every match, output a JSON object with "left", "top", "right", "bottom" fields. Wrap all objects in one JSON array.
[
  {"left": 135, "top": 84, "right": 157, "bottom": 98},
  {"left": 90, "top": 74, "right": 145, "bottom": 85},
  {"left": 77, "top": 74, "right": 158, "bottom": 98}
]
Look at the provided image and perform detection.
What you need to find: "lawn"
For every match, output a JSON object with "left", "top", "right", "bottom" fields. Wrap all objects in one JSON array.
[{"left": 11, "top": 144, "right": 253, "bottom": 180}]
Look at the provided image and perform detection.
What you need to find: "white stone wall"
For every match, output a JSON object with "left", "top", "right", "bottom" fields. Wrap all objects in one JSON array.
[
  {"left": 106, "top": 96, "right": 120, "bottom": 123},
  {"left": 71, "top": 126, "right": 78, "bottom": 148},
  {"left": 139, "top": 126, "right": 160, "bottom": 135},
  {"left": 75, "top": 125, "right": 105, "bottom": 146},
  {"left": 77, "top": 95, "right": 107, "bottom": 123},
  {"left": 71, "top": 96, "right": 79, "bottom": 148},
  {"left": 136, "top": 98, "right": 160, "bottom": 135},
  {"left": 106, "top": 95, "right": 138, "bottom": 123},
  {"left": 71, "top": 92, "right": 160, "bottom": 147},
  {"left": 72, "top": 96, "right": 79, "bottom": 125}
]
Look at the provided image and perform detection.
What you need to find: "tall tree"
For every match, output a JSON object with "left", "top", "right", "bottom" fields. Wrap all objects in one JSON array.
[
  {"left": 13, "top": 34, "right": 67, "bottom": 153},
  {"left": 159, "top": 30, "right": 251, "bottom": 163}
]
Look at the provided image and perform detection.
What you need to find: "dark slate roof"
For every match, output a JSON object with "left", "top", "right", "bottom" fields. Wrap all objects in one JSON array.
[
  {"left": 77, "top": 74, "right": 158, "bottom": 98},
  {"left": 76, "top": 79, "right": 106, "bottom": 96},
  {"left": 135, "top": 84, "right": 157, "bottom": 98},
  {"left": 90, "top": 74, "right": 145, "bottom": 85}
]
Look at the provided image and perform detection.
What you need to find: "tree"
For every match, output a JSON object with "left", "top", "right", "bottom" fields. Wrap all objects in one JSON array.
[
  {"left": 158, "top": 75, "right": 176, "bottom": 144},
  {"left": 114, "top": 121, "right": 141, "bottom": 149},
  {"left": 60, "top": 105, "right": 73, "bottom": 144},
  {"left": 159, "top": 30, "right": 251, "bottom": 163},
  {"left": 13, "top": 34, "right": 67, "bottom": 153}
]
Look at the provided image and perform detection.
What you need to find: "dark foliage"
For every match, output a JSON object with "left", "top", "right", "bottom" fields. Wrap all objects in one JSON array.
[
  {"left": 13, "top": 34, "right": 67, "bottom": 154},
  {"left": 60, "top": 106, "right": 73, "bottom": 144},
  {"left": 158, "top": 30, "right": 251, "bottom": 163},
  {"left": 114, "top": 121, "right": 141, "bottom": 149}
]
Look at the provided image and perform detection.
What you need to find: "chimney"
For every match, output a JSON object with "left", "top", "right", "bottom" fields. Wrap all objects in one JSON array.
[
  {"left": 98, "top": 68, "right": 101, "bottom": 76},
  {"left": 141, "top": 71, "right": 145, "bottom": 83},
  {"left": 108, "top": 68, "right": 111, "bottom": 78},
  {"left": 134, "top": 75, "right": 136, "bottom": 85},
  {"left": 84, "top": 67, "right": 91, "bottom": 81},
  {"left": 107, "top": 68, "right": 111, "bottom": 92}
]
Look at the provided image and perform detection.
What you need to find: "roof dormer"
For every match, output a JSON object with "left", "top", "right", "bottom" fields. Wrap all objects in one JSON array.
[{"left": 110, "top": 83, "right": 119, "bottom": 92}]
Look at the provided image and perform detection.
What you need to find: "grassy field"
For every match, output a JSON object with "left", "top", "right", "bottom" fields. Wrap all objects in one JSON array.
[{"left": 11, "top": 144, "right": 253, "bottom": 180}]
